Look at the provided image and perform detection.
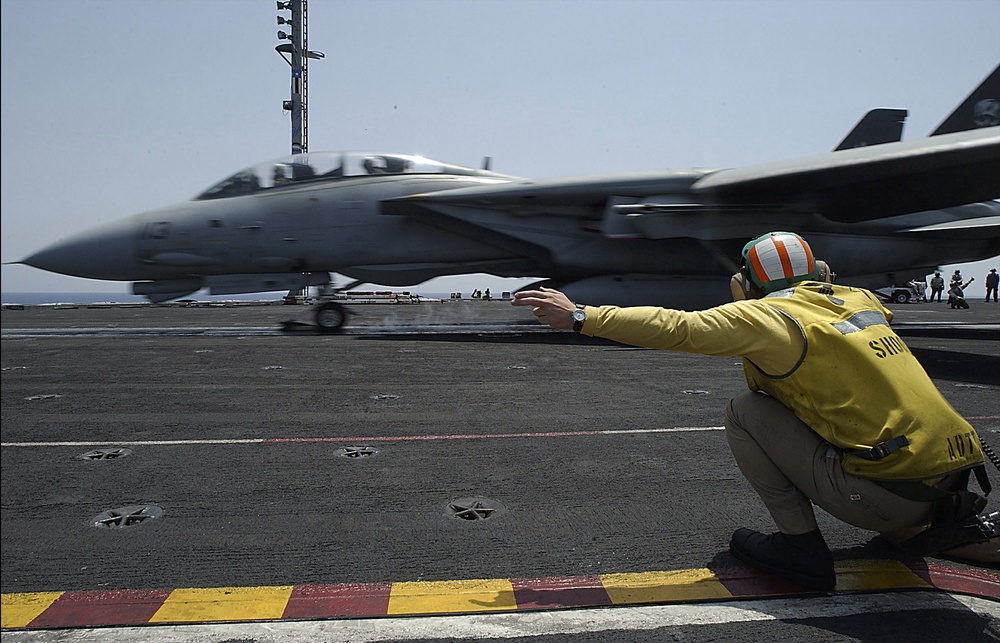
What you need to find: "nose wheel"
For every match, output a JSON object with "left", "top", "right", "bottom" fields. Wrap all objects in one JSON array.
[{"left": 315, "top": 301, "right": 347, "bottom": 332}]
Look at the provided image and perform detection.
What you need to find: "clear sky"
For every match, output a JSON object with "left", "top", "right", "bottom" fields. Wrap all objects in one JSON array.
[{"left": 1, "top": 0, "right": 998, "bottom": 298}]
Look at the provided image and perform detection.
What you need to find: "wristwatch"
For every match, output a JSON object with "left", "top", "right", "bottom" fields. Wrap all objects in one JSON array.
[{"left": 572, "top": 305, "right": 587, "bottom": 332}]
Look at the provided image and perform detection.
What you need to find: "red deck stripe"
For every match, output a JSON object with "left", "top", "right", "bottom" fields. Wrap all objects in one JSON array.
[
  {"left": 510, "top": 575, "right": 612, "bottom": 609},
  {"left": 29, "top": 588, "right": 171, "bottom": 628},
  {"left": 282, "top": 582, "right": 392, "bottom": 619},
  {"left": 266, "top": 430, "right": 615, "bottom": 443},
  {"left": 906, "top": 561, "right": 1000, "bottom": 600},
  {"left": 710, "top": 563, "right": 814, "bottom": 596},
  {"left": 8, "top": 561, "right": 998, "bottom": 630}
]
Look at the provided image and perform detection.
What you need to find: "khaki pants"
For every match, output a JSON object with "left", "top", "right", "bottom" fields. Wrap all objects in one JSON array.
[{"left": 724, "top": 391, "right": 935, "bottom": 536}]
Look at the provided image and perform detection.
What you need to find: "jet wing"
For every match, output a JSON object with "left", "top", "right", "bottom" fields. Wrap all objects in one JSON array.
[
  {"left": 904, "top": 214, "right": 1000, "bottom": 232},
  {"left": 900, "top": 212, "right": 1000, "bottom": 240},
  {"left": 691, "top": 127, "right": 1000, "bottom": 223},
  {"left": 384, "top": 128, "right": 999, "bottom": 234},
  {"left": 385, "top": 169, "right": 711, "bottom": 215}
]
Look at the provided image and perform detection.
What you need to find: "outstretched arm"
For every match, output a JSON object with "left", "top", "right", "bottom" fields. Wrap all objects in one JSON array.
[{"left": 511, "top": 287, "right": 577, "bottom": 330}]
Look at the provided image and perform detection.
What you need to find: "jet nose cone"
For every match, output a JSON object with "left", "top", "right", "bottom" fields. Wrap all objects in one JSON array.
[{"left": 21, "top": 219, "right": 138, "bottom": 280}]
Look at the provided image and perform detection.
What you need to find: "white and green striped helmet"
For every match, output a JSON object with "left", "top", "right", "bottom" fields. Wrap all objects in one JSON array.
[{"left": 741, "top": 232, "right": 819, "bottom": 295}]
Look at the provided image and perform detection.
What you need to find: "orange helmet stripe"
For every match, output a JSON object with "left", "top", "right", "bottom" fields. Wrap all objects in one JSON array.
[
  {"left": 747, "top": 245, "right": 768, "bottom": 282},
  {"left": 742, "top": 232, "right": 818, "bottom": 293},
  {"left": 801, "top": 238, "right": 816, "bottom": 272},
  {"left": 773, "top": 237, "right": 795, "bottom": 279}
]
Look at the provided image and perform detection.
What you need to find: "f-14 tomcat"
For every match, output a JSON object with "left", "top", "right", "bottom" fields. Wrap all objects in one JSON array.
[{"left": 19, "top": 74, "right": 1000, "bottom": 331}]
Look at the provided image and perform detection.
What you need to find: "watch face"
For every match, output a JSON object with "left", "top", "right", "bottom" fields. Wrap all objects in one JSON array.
[{"left": 573, "top": 308, "right": 586, "bottom": 321}]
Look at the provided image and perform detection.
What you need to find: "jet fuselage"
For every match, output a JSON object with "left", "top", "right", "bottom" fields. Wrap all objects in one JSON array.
[{"left": 20, "top": 145, "right": 1000, "bottom": 309}]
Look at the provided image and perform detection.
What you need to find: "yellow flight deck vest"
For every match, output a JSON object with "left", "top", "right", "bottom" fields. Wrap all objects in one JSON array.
[{"left": 742, "top": 282, "right": 983, "bottom": 481}]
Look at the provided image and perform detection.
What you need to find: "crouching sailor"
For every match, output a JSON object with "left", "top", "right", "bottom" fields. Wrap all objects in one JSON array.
[{"left": 514, "top": 231, "right": 998, "bottom": 590}]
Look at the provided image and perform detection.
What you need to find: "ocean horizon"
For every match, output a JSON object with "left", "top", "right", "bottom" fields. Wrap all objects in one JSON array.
[
  {"left": 1, "top": 292, "right": 280, "bottom": 305},
  {"left": 1, "top": 291, "right": 480, "bottom": 305}
]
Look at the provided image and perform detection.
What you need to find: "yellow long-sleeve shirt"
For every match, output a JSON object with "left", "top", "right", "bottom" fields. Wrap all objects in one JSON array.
[
  {"left": 579, "top": 297, "right": 826, "bottom": 377},
  {"left": 578, "top": 285, "right": 982, "bottom": 481}
]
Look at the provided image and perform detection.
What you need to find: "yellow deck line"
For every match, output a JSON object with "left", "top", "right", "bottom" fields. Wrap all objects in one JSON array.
[
  {"left": 833, "top": 559, "right": 931, "bottom": 592},
  {"left": 600, "top": 568, "right": 732, "bottom": 604},
  {"left": 0, "top": 591, "right": 64, "bottom": 629},
  {"left": 0, "top": 560, "right": 978, "bottom": 629},
  {"left": 148, "top": 585, "right": 294, "bottom": 623},
  {"left": 387, "top": 578, "right": 516, "bottom": 615}
]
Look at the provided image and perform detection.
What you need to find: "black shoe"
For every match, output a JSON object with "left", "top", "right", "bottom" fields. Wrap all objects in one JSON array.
[
  {"left": 899, "top": 511, "right": 1000, "bottom": 557},
  {"left": 730, "top": 528, "right": 836, "bottom": 590}
]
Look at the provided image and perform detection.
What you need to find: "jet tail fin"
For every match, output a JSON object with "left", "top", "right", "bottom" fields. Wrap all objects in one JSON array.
[
  {"left": 930, "top": 64, "right": 1000, "bottom": 135},
  {"left": 834, "top": 108, "right": 908, "bottom": 150}
]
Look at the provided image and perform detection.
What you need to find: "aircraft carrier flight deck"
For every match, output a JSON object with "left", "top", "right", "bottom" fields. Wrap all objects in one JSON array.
[{"left": 2, "top": 298, "right": 998, "bottom": 641}]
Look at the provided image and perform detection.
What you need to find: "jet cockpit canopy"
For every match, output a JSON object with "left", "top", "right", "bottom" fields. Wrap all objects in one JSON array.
[{"left": 195, "top": 152, "right": 509, "bottom": 200}]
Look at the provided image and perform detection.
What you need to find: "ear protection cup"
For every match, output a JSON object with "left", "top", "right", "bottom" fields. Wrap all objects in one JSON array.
[
  {"left": 815, "top": 260, "right": 834, "bottom": 283},
  {"left": 736, "top": 263, "right": 766, "bottom": 299},
  {"left": 730, "top": 272, "right": 748, "bottom": 301}
]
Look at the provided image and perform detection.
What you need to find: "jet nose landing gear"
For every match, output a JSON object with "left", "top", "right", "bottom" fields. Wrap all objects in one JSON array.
[{"left": 315, "top": 301, "right": 347, "bottom": 332}]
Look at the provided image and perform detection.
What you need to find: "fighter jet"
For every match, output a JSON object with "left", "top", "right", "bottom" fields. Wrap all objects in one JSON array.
[{"left": 19, "top": 70, "right": 1000, "bottom": 331}]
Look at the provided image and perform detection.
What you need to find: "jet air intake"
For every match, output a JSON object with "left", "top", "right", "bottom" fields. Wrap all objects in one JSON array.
[
  {"left": 131, "top": 272, "right": 331, "bottom": 302},
  {"left": 204, "top": 272, "right": 329, "bottom": 296},
  {"left": 132, "top": 278, "right": 203, "bottom": 303}
]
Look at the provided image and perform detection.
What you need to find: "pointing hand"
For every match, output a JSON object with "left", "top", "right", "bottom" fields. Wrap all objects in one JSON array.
[{"left": 512, "top": 287, "right": 577, "bottom": 330}]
